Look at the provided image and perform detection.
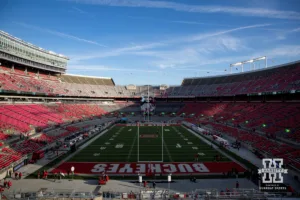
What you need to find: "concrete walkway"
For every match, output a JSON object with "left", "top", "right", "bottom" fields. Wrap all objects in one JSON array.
[{"left": 2, "top": 178, "right": 257, "bottom": 195}]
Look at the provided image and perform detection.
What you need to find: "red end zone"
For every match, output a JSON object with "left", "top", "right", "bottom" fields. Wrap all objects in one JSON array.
[{"left": 52, "top": 162, "right": 246, "bottom": 175}]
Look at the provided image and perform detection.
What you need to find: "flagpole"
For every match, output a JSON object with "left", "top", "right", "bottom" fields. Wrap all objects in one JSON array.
[
  {"left": 137, "top": 122, "right": 139, "bottom": 162},
  {"left": 148, "top": 85, "right": 150, "bottom": 123},
  {"left": 162, "top": 122, "right": 164, "bottom": 162}
]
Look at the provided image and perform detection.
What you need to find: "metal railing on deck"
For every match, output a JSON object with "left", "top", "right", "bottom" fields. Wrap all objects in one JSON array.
[{"left": 2, "top": 188, "right": 289, "bottom": 200}]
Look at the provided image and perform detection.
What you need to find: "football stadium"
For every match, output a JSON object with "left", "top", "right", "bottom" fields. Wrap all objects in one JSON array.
[{"left": 0, "top": 0, "right": 300, "bottom": 199}]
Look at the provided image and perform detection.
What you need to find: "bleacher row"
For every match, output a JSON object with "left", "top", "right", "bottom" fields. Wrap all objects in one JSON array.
[
  {"left": 177, "top": 62, "right": 300, "bottom": 97},
  {"left": 180, "top": 103, "right": 300, "bottom": 169},
  {"left": 1, "top": 63, "right": 300, "bottom": 98},
  {"left": 179, "top": 103, "right": 300, "bottom": 142},
  {"left": 206, "top": 122, "right": 300, "bottom": 170},
  {"left": 0, "top": 103, "right": 107, "bottom": 169}
]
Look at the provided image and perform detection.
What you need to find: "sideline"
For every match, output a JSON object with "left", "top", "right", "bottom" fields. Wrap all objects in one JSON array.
[
  {"left": 48, "top": 127, "right": 111, "bottom": 172},
  {"left": 183, "top": 126, "right": 248, "bottom": 171}
]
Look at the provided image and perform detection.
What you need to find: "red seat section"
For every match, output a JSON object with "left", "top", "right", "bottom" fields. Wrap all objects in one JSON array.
[
  {"left": 180, "top": 102, "right": 300, "bottom": 169},
  {"left": 0, "top": 103, "right": 107, "bottom": 168},
  {"left": 1, "top": 62, "right": 300, "bottom": 98}
]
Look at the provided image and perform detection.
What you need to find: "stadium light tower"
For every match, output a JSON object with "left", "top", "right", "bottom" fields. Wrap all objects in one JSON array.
[
  {"left": 230, "top": 56, "right": 267, "bottom": 73},
  {"left": 242, "top": 59, "right": 254, "bottom": 70},
  {"left": 254, "top": 56, "right": 267, "bottom": 68}
]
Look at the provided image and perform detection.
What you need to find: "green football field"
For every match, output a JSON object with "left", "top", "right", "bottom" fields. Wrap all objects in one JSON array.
[{"left": 68, "top": 125, "right": 231, "bottom": 163}]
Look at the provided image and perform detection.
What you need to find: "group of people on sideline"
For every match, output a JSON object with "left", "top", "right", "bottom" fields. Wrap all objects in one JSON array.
[{"left": 0, "top": 171, "right": 23, "bottom": 191}]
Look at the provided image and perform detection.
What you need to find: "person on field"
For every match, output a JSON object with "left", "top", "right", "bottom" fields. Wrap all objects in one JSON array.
[
  {"left": 14, "top": 172, "right": 18, "bottom": 180},
  {"left": 152, "top": 182, "right": 156, "bottom": 189},
  {"left": 236, "top": 181, "right": 239, "bottom": 189},
  {"left": 7, "top": 180, "right": 12, "bottom": 189},
  {"left": 194, "top": 154, "right": 199, "bottom": 161}
]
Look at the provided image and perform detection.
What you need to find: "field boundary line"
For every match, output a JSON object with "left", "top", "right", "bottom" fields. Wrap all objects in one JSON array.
[
  {"left": 183, "top": 125, "right": 248, "bottom": 170},
  {"left": 47, "top": 128, "right": 110, "bottom": 172}
]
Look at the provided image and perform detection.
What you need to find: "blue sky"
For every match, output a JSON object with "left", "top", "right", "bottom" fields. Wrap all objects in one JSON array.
[{"left": 1, "top": 0, "right": 300, "bottom": 85}]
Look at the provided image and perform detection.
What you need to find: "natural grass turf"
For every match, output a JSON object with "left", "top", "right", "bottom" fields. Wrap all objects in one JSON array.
[
  {"left": 67, "top": 126, "right": 231, "bottom": 163},
  {"left": 26, "top": 125, "right": 250, "bottom": 179}
]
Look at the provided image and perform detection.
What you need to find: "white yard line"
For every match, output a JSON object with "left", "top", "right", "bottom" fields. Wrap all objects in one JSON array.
[
  {"left": 126, "top": 129, "right": 138, "bottom": 161},
  {"left": 184, "top": 125, "right": 248, "bottom": 170},
  {"left": 163, "top": 129, "right": 173, "bottom": 162},
  {"left": 163, "top": 139, "right": 173, "bottom": 162}
]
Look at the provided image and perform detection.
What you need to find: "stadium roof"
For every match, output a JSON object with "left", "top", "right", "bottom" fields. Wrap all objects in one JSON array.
[{"left": 65, "top": 73, "right": 112, "bottom": 79}]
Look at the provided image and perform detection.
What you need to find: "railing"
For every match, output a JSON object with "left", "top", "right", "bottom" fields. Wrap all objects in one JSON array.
[{"left": 2, "top": 188, "right": 287, "bottom": 200}]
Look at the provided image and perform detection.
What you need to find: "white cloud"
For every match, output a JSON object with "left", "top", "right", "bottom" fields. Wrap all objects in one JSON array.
[
  {"left": 144, "top": 44, "right": 300, "bottom": 70},
  {"left": 276, "top": 35, "right": 286, "bottom": 40},
  {"left": 14, "top": 22, "right": 107, "bottom": 47},
  {"left": 72, "top": 6, "right": 88, "bottom": 14},
  {"left": 130, "top": 35, "right": 249, "bottom": 69},
  {"left": 69, "top": 42, "right": 165, "bottom": 62},
  {"left": 291, "top": 27, "right": 300, "bottom": 32},
  {"left": 263, "top": 45, "right": 300, "bottom": 58},
  {"left": 185, "top": 24, "right": 270, "bottom": 43},
  {"left": 168, "top": 20, "right": 233, "bottom": 27},
  {"left": 69, "top": 23, "right": 268, "bottom": 63},
  {"left": 67, "top": 65, "right": 158, "bottom": 72},
  {"left": 65, "top": 0, "right": 300, "bottom": 20}
]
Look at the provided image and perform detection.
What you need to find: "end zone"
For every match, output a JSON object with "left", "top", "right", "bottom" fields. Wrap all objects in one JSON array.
[{"left": 52, "top": 162, "right": 246, "bottom": 175}]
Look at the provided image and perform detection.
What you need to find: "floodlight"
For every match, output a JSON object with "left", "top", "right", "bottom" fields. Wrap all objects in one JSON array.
[{"left": 255, "top": 56, "right": 266, "bottom": 61}]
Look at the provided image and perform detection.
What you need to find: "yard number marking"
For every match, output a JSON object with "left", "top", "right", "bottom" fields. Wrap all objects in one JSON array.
[{"left": 115, "top": 144, "right": 124, "bottom": 148}]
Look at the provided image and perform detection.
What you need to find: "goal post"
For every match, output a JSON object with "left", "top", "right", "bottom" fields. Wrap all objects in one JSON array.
[{"left": 137, "top": 122, "right": 164, "bottom": 162}]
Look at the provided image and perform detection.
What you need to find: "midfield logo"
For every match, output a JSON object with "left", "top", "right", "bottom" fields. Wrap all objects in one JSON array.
[{"left": 258, "top": 158, "right": 288, "bottom": 183}]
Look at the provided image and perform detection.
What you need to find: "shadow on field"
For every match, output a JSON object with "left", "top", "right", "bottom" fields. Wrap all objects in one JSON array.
[{"left": 84, "top": 179, "right": 98, "bottom": 185}]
